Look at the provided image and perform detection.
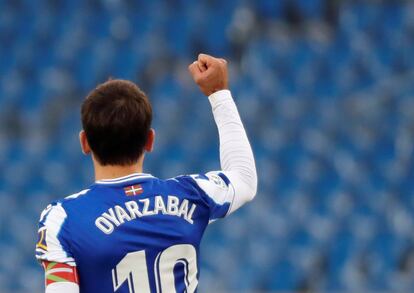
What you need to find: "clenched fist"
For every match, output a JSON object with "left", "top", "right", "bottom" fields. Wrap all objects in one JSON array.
[{"left": 188, "top": 53, "right": 228, "bottom": 96}]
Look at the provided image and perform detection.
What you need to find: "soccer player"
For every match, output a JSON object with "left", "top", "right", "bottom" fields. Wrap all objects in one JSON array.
[{"left": 35, "top": 54, "right": 257, "bottom": 293}]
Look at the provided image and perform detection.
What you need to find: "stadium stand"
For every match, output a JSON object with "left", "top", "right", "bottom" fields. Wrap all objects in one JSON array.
[{"left": 0, "top": 0, "right": 413, "bottom": 292}]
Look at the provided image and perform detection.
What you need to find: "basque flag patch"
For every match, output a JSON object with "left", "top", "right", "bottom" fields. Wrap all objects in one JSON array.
[{"left": 124, "top": 184, "right": 143, "bottom": 196}]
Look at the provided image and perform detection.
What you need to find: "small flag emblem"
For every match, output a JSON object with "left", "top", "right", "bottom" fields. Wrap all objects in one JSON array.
[{"left": 124, "top": 184, "right": 143, "bottom": 196}]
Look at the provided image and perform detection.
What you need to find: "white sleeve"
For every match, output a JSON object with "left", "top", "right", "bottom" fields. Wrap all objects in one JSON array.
[
  {"left": 46, "top": 282, "right": 79, "bottom": 293},
  {"left": 199, "top": 90, "right": 257, "bottom": 216},
  {"left": 36, "top": 203, "right": 76, "bottom": 265},
  {"left": 37, "top": 204, "right": 79, "bottom": 293}
]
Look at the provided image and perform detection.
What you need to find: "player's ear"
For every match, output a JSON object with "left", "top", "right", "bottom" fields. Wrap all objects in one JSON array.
[
  {"left": 79, "top": 130, "right": 91, "bottom": 155},
  {"left": 144, "top": 128, "right": 155, "bottom": 153}
]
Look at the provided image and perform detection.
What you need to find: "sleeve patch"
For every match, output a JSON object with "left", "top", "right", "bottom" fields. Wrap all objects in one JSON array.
[{"left": 206, "top": 173, "right": 228, "bottom": 190}]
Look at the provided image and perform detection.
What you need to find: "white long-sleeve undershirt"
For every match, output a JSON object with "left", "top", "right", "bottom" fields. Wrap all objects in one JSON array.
[{"left": 208, "top": 90, "right": 257, "bottom": 213}]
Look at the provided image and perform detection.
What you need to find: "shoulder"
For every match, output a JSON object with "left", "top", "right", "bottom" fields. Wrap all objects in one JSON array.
[
  {"left": 39, "top": 189, "right": 91, "bottom": 222},
  {"left": 164, "top": 175, "right": 202, "bottom": 192},
  {"left": 63, "top": 188, "right": 91, "bottom": 201},
  {"left": 37, "top": 189, "right": 90, "bottom": 247},
  {"left": 168, "top": 172, "right": 233, "bottom": 203},
  {"left": 189, "top": 172, "right": 231, "bottom": 192},
  {"left": 165, "top": 174, "right": 221, "bottom": 192},
  {"left": 59, "top": 188, "right": 91, "bottom": 208},
  {"left": 38, "top": 202, "right": 67, "bottom": 229}
]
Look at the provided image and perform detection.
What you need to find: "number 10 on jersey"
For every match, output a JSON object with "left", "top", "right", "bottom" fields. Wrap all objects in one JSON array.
[{"left": 112, "top": 244, "right": 198, "bottom": 293}]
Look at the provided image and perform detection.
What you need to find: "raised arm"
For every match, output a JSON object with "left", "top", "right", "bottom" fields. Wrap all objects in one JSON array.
[{"left": 188, "top": 54, "right": 257, "bottom": 214}]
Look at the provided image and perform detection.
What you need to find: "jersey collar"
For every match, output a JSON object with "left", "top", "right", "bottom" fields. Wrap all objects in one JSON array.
[{"left": 95, "top": 173, "right": 155, "bottom": 185}]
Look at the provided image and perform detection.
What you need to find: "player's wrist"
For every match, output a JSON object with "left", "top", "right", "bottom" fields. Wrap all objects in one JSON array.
[{"left": 208, "top": 89, "right": 233, "bottom": 106}]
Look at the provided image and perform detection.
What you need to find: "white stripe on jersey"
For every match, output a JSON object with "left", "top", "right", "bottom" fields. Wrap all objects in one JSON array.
[
  {"left": 37, "top": 203, "right": 76, "bottom": 266},
  {"left": 95, "top": 173, "right": 154, "bottom": 184},
  {"left": 65, "top": 189, "right": 90, "bottom": 200}
]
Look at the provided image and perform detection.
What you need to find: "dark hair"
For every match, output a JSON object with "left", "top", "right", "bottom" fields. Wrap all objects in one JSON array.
[{"left": 81, "top": 79, "right": 152, "bottom": 166}]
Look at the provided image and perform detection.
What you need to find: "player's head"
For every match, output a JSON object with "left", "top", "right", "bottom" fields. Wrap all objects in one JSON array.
[{"left": 79, "top": 79, "right": 154, "bottom": 166}]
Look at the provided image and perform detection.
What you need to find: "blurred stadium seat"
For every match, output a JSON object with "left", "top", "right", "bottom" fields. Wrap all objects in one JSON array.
[{"left": 1, "top": 0, "right": 414, "bottom": 292}]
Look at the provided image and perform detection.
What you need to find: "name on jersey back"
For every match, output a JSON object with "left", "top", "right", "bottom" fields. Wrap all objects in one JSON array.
[{"left": 95, "top": 195, "right": 197, "bottom": 234}]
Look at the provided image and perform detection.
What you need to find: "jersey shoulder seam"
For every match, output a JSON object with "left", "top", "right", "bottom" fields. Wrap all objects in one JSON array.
[{"left": 62, "top": 188, "right": 91, "bottom": 201}]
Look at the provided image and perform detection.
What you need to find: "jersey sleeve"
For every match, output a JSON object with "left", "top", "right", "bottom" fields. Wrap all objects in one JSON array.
[
  {"left": 35, "top": 203, "right": 76, "bottom": 266},
  {"left": 189, "top": 171, "right": 236, "bottom": 222}
]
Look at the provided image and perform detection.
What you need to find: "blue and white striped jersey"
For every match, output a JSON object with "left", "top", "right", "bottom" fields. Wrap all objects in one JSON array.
[{"left": 36, "top": 172, "right": 235, "bottom": 293}]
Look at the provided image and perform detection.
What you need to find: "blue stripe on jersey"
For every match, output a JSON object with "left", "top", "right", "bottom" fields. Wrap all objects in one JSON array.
[
  {"left": 217, "top": 172, "right": 230, "bottom": 186},
  {"left": 210, "top": 202, "right": 231, "bottom": 219},
  {"left": 193, "top": 174, "right": 209, "bottom": 180}
]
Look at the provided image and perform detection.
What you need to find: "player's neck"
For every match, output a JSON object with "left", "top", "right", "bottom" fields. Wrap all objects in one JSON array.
[{"left": 93, "top": 157, "right": 145, "bottom": 181}]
